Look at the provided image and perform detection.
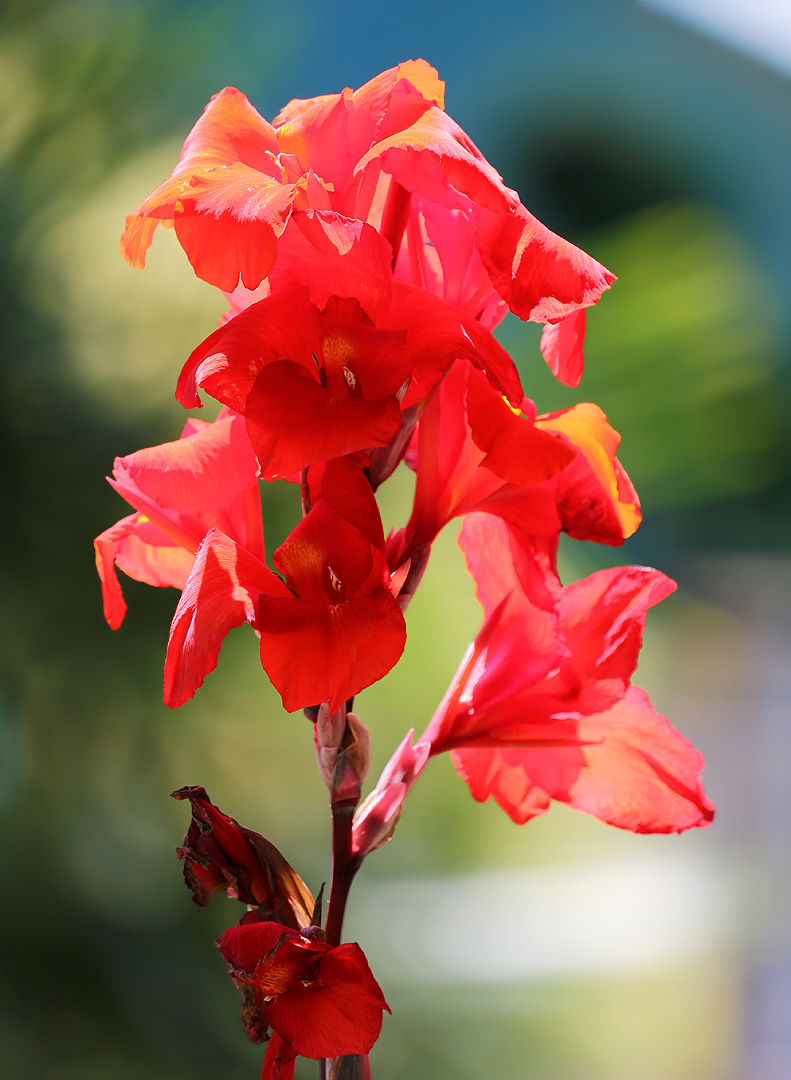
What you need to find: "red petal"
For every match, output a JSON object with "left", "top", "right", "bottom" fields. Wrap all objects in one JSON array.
[
  {"left": 451, "top": 747, "right": 552, "bottom": 824},
  {"left": 358, "top": 106, "right": 614, "bottom": 324},
  {"left": 94, "top": 513, "right": 196, "bottom": 629},
  {"left": 568, "top": 687, "right": 715, "bottom": 831},
  {"left": 458, "top": 512, "right": 561, "bottom": 619},
  {"left": 258, "top": 589, "right": 406, "bottom": 713},
  {"left": 387, "top": 282, "right": 522, "bottom": 407},
  {"left": 360, "top": 107, "right": 510, "bottom": 215},
  {"left": 178, "top": 284, "right": 321, "bottom": 411},
  {"left": 397, "top": 197, "right": 507, "bottom": 329},
  {"left": 173, "top": 175, "right": 294, "bottom": 292},
  {"left": 271, "top": 461, "right": 390, "bottom": 626},
  {"left": 452, "top": 687, "right": 714, "bottom": 833},
  {"left": 275, "top": 61, "right": 443, "bottom": 195},
  {"left": 345, "top": 59, "right": 444, "bottom": 154},
  {"left": 274, "top": 501, "right": 383, "bottom": 605},
  {"left": 465, "top": 366, "right": 575, "bottom": 484},
  {"left": 319, "top": 298, "right": 411, "bottom": 401},
  {"left": 540, "top": 309, "right": 587, "bottom": 387},
  {"left": 257, "top": 935, "right": 327, "bottom": 997},
  {"left": 404, "top": 365, "right": 563, "bottom": 561},
  {"left": 559, "top": 566, "right": 676, "bottom": 687},
  {"left": 266, "top": 942, "right": 389, "bottom": 1059},
  {"left": 245, "top": 359, "right": 401, "bottom": 481},
  {"left": 164, "top": 529, "right": 287, "bottom": 707},
  {"left": 269, "top": 211, "right": 394, "bottom": 323},
  {"left": 120, "top": 88, "right": 294, "bottom": 291},
  {"left": 114, "top": 411, "right": 259, "bottom": 516},
  {"left": 475, "top": 202, "right": 615, "bottom": 323},
  {"left": 315, "top": 457, "right": 387, "bottom": 556},
  {"left": 94, "top": 514, "right": 136, "bottom": 629},
  {"left": 217, "top": 922, "right": 292, "bottom": 981},
  {"left": 260, "top": 1032, "right": 296, "bottom": 1080}
]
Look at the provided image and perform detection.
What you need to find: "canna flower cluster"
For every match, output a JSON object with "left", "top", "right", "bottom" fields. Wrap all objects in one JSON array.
[{"left": 96, "top": 61, "right": 713, "bottom": 1077}]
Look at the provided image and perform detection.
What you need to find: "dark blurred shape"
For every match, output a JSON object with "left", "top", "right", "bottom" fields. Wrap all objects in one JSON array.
[{"left": 515, "top": 127, "right": 689, "bottom": 234}]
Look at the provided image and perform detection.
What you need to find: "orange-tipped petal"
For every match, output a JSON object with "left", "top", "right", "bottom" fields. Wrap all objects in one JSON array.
[{"left": 536, "top": 402, "right": 641, "bottom": 544}]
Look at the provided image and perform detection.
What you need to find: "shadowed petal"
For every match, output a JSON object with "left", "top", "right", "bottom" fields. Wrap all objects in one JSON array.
[
  {"left": 94, "top": 514, "right": 194, "bottom": 629},
  {"left": 164, "top": 529, "right": 287, "bottom": 707}
]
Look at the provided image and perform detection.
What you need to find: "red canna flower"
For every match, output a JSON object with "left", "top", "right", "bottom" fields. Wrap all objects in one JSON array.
[
  {"left": 165, "top": 458, "right": 406, "bottom": 712},
  {"left": 420, "top": 514, "right": 714, "bottom": 832},
  {"left": 96, "top": 412, "right": 403, "bottom": 711},
  {"left": 217, "top": 921, "right": 390, "bottom": 1073},
  {"left": 177, "top": 218, "right": 522, "bottom": 482},
  {"left": 120, "top": 61, "right": 443, "bottom": 291},
  {"left": 94, "top": 408, "right": 263, "bottom": 630},
  {"left": 120, "top": 61, "right": 612, "bottom": 379}
]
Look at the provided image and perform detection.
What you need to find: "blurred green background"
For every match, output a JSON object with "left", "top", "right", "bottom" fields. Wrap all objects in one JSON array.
[{"left": 2, "top": 1, "right": 789, "bottom": 1078}]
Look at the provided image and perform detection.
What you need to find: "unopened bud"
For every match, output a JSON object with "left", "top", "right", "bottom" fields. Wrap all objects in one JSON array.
[{"left": 313, "top": 706, "right": 371, "bottom": 807}]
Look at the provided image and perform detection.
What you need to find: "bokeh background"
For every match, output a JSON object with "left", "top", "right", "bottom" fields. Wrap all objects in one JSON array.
[{"left": 2, "top": 1, "right": 790, "bottom": 1077}]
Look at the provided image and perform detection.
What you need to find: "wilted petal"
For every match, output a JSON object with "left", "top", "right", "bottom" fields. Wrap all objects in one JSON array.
[{"left": 172, "top": 786, "right": 314, "bottom": 927}]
